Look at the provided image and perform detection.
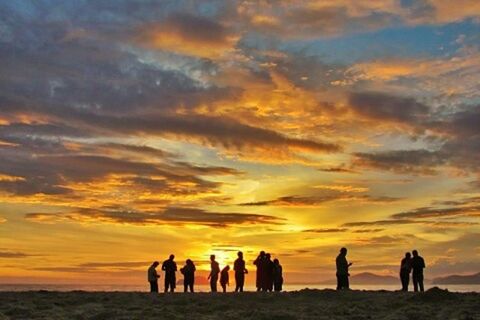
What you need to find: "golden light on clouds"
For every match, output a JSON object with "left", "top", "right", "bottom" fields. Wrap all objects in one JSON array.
[{"left": 0, "top": 0, "right": 479, "bottom": 287}]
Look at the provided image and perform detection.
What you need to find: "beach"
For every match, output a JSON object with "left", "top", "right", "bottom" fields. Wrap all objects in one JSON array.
[{"left": 0, "top": 287, "right": 479, "bottom": 320}]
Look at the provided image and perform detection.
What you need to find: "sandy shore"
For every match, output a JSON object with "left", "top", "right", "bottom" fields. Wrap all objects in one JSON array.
[{"left": 0, "top": 287, "right": 478, "bottom": 320}]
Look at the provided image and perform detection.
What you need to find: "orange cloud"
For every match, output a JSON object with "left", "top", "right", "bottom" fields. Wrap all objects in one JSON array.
[{"left": 137, "top": 13, "right": 238, "bottom": 58}]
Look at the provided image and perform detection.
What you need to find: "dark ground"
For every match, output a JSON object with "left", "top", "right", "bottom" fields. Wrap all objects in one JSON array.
[{"left": 0, "top": 287, "right": 479, "bottom": 320}]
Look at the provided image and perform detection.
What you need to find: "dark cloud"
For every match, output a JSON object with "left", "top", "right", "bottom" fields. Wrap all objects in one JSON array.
[
  {"left": 343, "top": 197, "right": 480, "bottom": 229},
  {"left": 342, "top": 219, "right": 415, "bottom": 227},
  {"left": 303, "top": 228, "right": 347, "bottom": 233},
  {"left": 0, "top": 250, "right": 30, "bottom": 258},
  {"left": 348, "top": 91, "right": 430, "bottom": 124},
  {"left": 160, "top": 13, "right": 231, "bottom": 45},
  {"left": 25, "top": 207, "right": 284, "bottom": 228},
  {"left": 353, "top": 149, "right": 447, "bottom": 175},
  {"left": 350, "top": 104, "right": 479, "bottom": 176},
  {"left": 317, "top": 167, "right": 358, "bottom": 174},
  {"left": 352, "top": 228, "right": 385, "bottom": 233},
  {"left": 391, "top": 205, "right": 480, "bottom": 220},
  {"left": 239, "top": 193, "right": 400, "bottom": 207}
]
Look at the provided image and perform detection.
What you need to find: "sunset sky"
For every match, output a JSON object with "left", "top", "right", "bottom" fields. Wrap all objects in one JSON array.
[{"left": 0, "top": 0, "right": 479, "bottom": 285}]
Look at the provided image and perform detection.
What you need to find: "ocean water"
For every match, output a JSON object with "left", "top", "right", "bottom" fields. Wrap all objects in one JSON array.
[{"left": 0, "top": 283, "right": 478, "bottom": 293}]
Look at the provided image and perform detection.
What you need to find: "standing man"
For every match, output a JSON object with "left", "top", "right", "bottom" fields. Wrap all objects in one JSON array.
[
  {"left": 147, "top": 261, "right": 160, "bottom": 293},
  {"left": 234, "top": 251, "right": 248, "bottom": 292},
  {"left": 336, "top": 247, "right": 352, "bottom": 290},
  {"left": 411, "top": 250, "right": 426, "bottom": 292},
  {"left": 162, "top": 254, "right": 177, "bottom": 293},
  {"left": 273, "top": 258, "right": 283, "bottom": 292},
  {"left": 208, "top": 254, "right": 220, "bottom": 292},
  {"left": 399, "top": 252, "right": 412, "bottom": 291},
  {"left": 263, "top": 253, "right": 274, "bottom": 292},
  {"left": 254, "top": 251, "right": 266, "bottom": 291},
  {"left": 180, "top": 259, "right": 196, "bottom": 293}
]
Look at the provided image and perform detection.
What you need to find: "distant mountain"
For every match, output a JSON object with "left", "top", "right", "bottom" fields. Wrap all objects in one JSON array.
[
  {"left": 351, "top": 272, "right": 398, "bottom": 285},
  {"left": 320, "top": 272, "right": 398, "bottom": 285},
  {"left": 432, "top": 272, "right": 480, "bottom": 285}
]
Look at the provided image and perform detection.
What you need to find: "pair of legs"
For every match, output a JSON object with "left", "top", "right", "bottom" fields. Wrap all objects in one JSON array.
[
  {"left": 235, "top": 274, "right": 244, "bottom": 292},
  {"left": 336, "top": 274, "right": 349, "bottom": 290},
  {"left": 184, "top": 281, "right": 194, "bottom": 293},
  {"left": 413, "top": 273, "right": 424, "bottom": 292},
  {"left": 210, "top": 275, "right": 218, "bottom": 292},
  {"left": 221, "top": 283, "right": 227, "bottom": 292},
  {"left": 400, "top": 271, "right": 410, "bottom": 291},
  {"left": 274, "top": 282, "right": 282, "bottom": 292},
  {"left": 149, "top": 281, "right": 158, "bottom": 293},
  {"left": 164, "top": 278, "right": 175, "bottom": 292}
]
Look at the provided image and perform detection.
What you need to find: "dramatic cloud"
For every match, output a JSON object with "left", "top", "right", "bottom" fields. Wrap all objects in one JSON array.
[
  {"left": 1, "top": 1, "right": 479, "bottom": 283},
  {"left": 240, "top": 192, "right": 399, "bottom": 207},
  {"left": 25, "top": 207, "right": 284, "bottom": 228},
  {"left": 353, "top": 149, "right": 447, "bottom": 175},
  {"left": 0, "top": 250, "right": 30, "bottom": 258},
  {"left": 348, "top": 92, "right": 430, "bottom": 124},
  {"left": 391, "top": 206, "right": 480, "bottom": 220},
  {"left": 303, "top": 228, "right": 347, "bottom": 233},
  {"left": 137, "top": 13, "right": 238, "bottom": 58}
]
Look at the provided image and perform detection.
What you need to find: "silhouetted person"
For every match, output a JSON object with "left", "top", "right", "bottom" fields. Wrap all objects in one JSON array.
[
  {"left": 263, "top": 253, "right": 274, "bottom": 291},
  {"left": 234, "top": 251, "right": 248, "bottom": 292},
  {"left": 162, "top": 254, "right": 177, "bottom": 292},
  {"left": 336, "top": 247, "right": 352, "bottom": 290},
  {"left": 180, "top": 259, "right": 196, "bottom": 293},
  {"left": 254, "top": 251, "right": 266, "bottom": 291},
  {"left": 208, "top": 254, "right": 220, "bottom": 292},
  {"left": 220, "top": 265, "right": 230, "bottom": 293},
  {"left": 273, "top": 258, "right": 283, "bottom": 292},
  {"left": 411, "top": 250, "right": 425, "bottom": 292},
  {"left": 148, "top": 261, "right": 160, "bottom": 293},
  {"left": 400, "top": 252, "right": 412, "bottom": 291}
]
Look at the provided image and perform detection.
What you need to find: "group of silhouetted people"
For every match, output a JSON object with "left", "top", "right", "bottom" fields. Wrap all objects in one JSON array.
[
  {"left": 253, "top": 251, "right": 283, "bottom": 292},
  {"left": 335, "top": 247, "right": 427, "bottom": 292},
  {"left": 399, "top": 250, "right": 426, "bottom": 292},
  {"left": 149, "top": 248, "right": 427, "bottom": 293},
  {"left": 148, "top": 251, "right": 283, "bottom": 293}
]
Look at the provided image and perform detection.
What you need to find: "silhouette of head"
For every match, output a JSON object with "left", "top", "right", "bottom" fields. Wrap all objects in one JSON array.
[
  {"left": 405, "top": 252, "right": 411, "bottom": 258},
  {"left": 260, "top": 251, "right": 265, "bottom": 257},
  {"left": 238, "top": 251, "right": 243, "bottom": 258},
  {"left": 266, "top": 253, "right": 271, "bottom": 260},
  {"left": 412, "top": 250, "right": 418, "bottom": 257},
  {"left": 224, "top": 265, "right": 230, "bottom": 271},
  {"left": 152, "top": 261, "right": 159, "bottom": 267},
  {"left": 186, "top": 259, "right": 192, "bottom": 265},
  {"left": 340, "top": 247, "right": 347, "bottom": 255},
  {"left": 169, "top": 254, "right": 175, "bottom": 260},
  {"left": 210, "top": 254, "right": 216, "bottom": 261},
  {"left": 273, "top": 258, "right": 279, "bottom": 265}
]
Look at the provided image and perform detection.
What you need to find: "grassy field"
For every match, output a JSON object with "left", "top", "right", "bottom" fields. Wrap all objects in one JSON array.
[{"left": 0, "top": 287, "right": 479, "bottom": 320}]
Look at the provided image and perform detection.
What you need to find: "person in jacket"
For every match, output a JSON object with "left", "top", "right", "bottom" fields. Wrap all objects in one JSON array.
[
  {"left": 180, "top": 259, "right": 196, "bottom": 293},
  {"left": 220, "top": 265, "right": 230, "bottom": 293},
  {"left": 234, "top": 251, "right": 248, "bottom": 292},
  {"left": 399, "top": 252, "right": 412, "bottom": 291},
  {"left": 147, "top": 261, "right": 160, "bottom": 293},
  {"left": 208, "top": 254, "right": 220, "bottom": 292},
  {"left": 254, "top": 251, "right": 266, "bottom": 291},
  {"left": 162, "top": 254, "right": 177, "bottom": 293},
  {"left": 263, "top": 253, "right": 274, "bottom": 291},
  {"left": 336, "top": 247, "right": 352, "bottom": 290},
  {"left": 273, "top": 258, "right": 283, "bottom": 292},
  {"left": 411, "top": 250, "right": 426, "bottom": 292}
]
